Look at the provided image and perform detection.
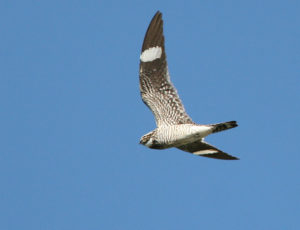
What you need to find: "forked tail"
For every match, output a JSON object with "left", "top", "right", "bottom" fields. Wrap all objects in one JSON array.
[{"left": 211, "top": 121, "right": 238, "bottom": 133}]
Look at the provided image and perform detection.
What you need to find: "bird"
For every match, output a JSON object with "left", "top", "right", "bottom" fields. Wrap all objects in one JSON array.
[{"left": 139, "top": 11, "right": 239, "bottom": 160}]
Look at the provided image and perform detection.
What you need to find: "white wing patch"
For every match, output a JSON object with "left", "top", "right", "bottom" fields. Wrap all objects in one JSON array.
[
  {"left": 194, "top": 149, "right": 218, "bottom": 155},
  {"left": 140, "top": 46, "right": 162, "bottom": 62}
]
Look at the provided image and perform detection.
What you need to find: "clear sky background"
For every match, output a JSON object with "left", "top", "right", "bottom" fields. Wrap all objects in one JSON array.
[{"left": 1, "top": 1, "right": 299, "bottom": 229}]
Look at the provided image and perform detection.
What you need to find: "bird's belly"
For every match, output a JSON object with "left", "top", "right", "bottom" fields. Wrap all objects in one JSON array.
[
  {"left": 168, "top": 134, "right": 200, "bottom": 147},
  {"left": 156, "top": 125, "right": 212, "bottom": 147}
]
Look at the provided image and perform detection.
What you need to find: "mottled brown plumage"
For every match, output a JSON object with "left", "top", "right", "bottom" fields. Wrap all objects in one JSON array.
[
  {"left": 139, "top": 11, "right": 239, "bottom": 160},
  {"left": 139, "top": 12, "right": 193, "bottom": 127}
]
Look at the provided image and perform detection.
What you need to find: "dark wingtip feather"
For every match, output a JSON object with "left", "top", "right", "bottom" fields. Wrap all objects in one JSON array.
[
  {"left": 201, "top": 152, "right": 239, "bottom": 160},
  {"left": 141, "top": 11, "right": 164, "bottom": 53}
]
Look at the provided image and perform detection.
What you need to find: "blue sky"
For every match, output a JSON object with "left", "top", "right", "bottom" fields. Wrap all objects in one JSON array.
[{"left": 1, "top": 0, "right": 299, "bottom": 229}]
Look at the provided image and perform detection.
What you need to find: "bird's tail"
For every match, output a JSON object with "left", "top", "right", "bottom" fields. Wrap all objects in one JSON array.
[{"left": 211, "top": 121, "right": 238, "bottom": 134}]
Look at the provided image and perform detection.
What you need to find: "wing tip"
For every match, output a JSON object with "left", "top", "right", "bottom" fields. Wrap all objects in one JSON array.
[
  {"left": 141, "top": 11, "right": 164, "bottom": 53},
  {"left": 199, "top": 152, "right": 239, "bottom": 160},
  {"left": 154, "top": 10, "right": 162, "bottom": 17}
]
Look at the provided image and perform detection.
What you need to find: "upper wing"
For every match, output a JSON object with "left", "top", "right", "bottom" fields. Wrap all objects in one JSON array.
[
  {"left": 139, "top": 11, "right": 193, "bottom": 127},
  {"left": 177, "top": 140, "right": 239, "bottom": 160}
]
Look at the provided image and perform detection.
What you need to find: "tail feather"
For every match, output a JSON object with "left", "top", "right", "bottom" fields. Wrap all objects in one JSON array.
[{"left": 211, "top": 121, "right": 238, "bottom": 133}]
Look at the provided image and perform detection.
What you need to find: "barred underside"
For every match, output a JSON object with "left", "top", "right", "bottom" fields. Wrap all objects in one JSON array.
[{"left": 153, "top": 124, "right": 212, "bottom": 147}]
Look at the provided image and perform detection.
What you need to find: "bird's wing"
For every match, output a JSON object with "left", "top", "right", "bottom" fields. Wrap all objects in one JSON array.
[
  {"left": 139, "top": 11, "right": 193, "bottom": 127},
  {"left": 177, "top": 140, "right": 239, "bottom": 160}
]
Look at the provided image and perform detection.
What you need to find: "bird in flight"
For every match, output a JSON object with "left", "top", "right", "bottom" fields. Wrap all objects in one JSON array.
[{"left": 139, "top": 11, "right": 239, "bottom": 160}]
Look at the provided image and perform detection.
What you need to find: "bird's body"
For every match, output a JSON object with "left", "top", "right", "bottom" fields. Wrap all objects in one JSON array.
[
  {"left": 139, "top": 11, "right": 239, "bottom": 160},
  {"left": 142, "top": 124, "right": 213, "bottom": 149}
]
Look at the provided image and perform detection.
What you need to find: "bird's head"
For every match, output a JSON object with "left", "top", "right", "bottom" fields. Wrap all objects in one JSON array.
[
  {"left": 140, "top": 131, "right": 165, "bottom": 149},
  {"left": 140, "top": 131, "right": 155, "bottom": 148}
]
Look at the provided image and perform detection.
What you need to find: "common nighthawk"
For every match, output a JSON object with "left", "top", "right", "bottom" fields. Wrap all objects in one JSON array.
[{"left": 139, "top": 11, "right": 239, "bottom": 160}]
